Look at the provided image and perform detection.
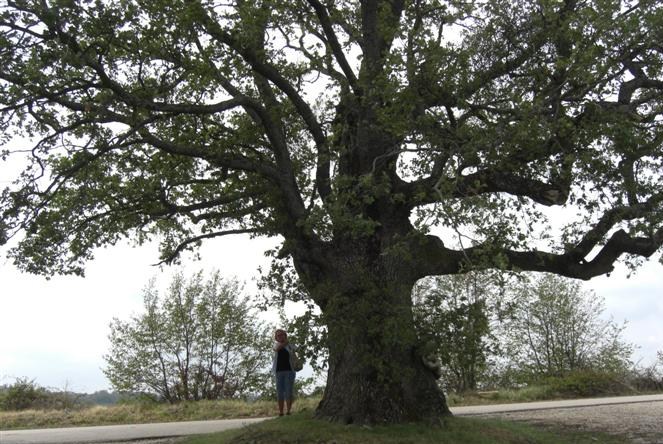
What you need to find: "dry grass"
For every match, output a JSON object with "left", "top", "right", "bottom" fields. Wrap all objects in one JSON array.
[
  {"left": 446, "top": 386, "right": 557, "bottom": 406},
  {"left": 0, "top": 398, "right": 320, "bottom": 430}
]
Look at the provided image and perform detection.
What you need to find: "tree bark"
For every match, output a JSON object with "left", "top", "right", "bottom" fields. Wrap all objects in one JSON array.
[{"left": 306, "top": 251, "right": 452, "bottom": 424}]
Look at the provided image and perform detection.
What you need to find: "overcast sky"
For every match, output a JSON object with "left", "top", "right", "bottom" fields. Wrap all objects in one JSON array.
[{"left": 1, "top": 231, "right": 661, "bottom": 393}]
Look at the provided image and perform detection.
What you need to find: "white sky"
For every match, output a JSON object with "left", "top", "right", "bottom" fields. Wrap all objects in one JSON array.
[{"left": 1, "top": 232, "right": 661, "bottom": 393}]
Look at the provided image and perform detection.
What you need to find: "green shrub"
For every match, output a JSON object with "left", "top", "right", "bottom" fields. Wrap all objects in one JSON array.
[
  {"left": 624, "top": 353, "right": 663, "bottom": 392},
  {"left": 626, "top": 373, "right": 663, "bottom": 392},
  {"left": 0, "top": 378, "right": 88, "bottom": 411},
  {"left": 542, "top": 370, "right": 630, "bottom": 398},
  {"left": 0, "top": 378, "right": 50, "bottom": 411}
]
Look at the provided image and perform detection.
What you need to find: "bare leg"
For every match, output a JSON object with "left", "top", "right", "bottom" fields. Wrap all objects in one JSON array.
[
  {"left": 278, "top": 399, "right": 284, "bottom": 416},
  {"left": 286, "top": 399, "right": 293, "bottom": 414}
]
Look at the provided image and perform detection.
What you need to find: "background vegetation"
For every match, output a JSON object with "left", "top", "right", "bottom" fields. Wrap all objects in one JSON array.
[
  {"left": 2, "top": 270, "right": 662, "bottom": 434},
  {"left": 104, "top": 271, "right": 273, "bottom": 402},
  {"left": 413, "top": 272, "right": 645, "bottom": 395}
]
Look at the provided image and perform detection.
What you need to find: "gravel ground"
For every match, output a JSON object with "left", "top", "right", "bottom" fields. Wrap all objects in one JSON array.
[{"left": 479, "top": 401, "right": 663, "bottom": 443}]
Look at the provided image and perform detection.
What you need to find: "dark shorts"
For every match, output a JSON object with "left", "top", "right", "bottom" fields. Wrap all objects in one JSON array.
[{"left": 275, "top": 370, "right": 296, "bottom": 401}]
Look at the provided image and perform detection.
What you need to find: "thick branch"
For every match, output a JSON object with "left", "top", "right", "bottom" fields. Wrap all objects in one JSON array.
[
  {"left": 195, "top": 5, "right": 331, "bottom": 201},
  {"left": 155, "top": 228, "right": 260, "bottom": 265},
  {"left": 305, "top": 0, "right": 359, "bottom": 94},
  {"left": 500, "top": 227, "right": 663, "bottom": 279},
  {"left": 401, "top": 169, "right": 569, "bottom": 208},
  {"left": 147, "top": 192, "right": 266, "bottom": 221},
  {"left": 136, "top": 128, "right": 278, "bottom": 178},
  {"left": 415, "top": 227, "right": 663, "bottom": 282},
  {"left": 358, "top": 0, "right": 405, "bottom": 80},
  {"left": 189, "top": 203, "right": 267, "bottom": 224},
  {"left": 567, "top": 193, "right": 663, "bottom": 260}
]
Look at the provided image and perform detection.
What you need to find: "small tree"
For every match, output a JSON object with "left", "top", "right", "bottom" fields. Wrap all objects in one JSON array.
[
  {"left": 501, "top": 274, "right": 633, "bottom": 380},
  {"left": 104, "top": 271, "right": 272, "bottom": 402},
  {"left": 413, "top": 273, "right": 504, "bottom": 392}
]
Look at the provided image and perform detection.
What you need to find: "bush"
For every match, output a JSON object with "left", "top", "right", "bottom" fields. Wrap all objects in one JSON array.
[
  {"left": 500, "top": 274, "right": 634, "bottom": 379},
  {"left": 541, "top": 370, "right": 631, "bottom": 398},
  {"left": 624, "top": 353, "right": 663, "bottom": 392},
  {"left": 0, "top": 378, "right": 88, "bottom": 411},
  {"left": 116, "top": 392, "right": 161, "bottom": 406},
  {"left": 625, "top": 372, "right": 663, "bottom": 392},
  {"left": 0, "top": 378, "right": 50, "bottom": 411}
]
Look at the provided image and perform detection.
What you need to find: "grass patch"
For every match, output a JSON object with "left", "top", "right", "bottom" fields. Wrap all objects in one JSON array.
[{"left": 180, "top": 412, "right": 625, "bottom": 444}]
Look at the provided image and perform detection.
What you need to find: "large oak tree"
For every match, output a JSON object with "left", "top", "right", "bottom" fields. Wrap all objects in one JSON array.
[{"left": 1, "top": 0, "right": 662, "bottom": 424}]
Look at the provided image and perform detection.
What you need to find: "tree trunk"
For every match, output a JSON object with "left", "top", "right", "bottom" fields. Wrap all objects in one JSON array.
[{"left": 310, "top": 260, "right": 452, "bottom": 424}]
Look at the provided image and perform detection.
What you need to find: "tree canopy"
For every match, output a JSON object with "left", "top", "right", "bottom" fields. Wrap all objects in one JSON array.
[
  {"left": 1, "top": 0, "right": 662, "bottom": 424},
  {"left": 1, "top": 0, "right": 661, "bottom": 279}
]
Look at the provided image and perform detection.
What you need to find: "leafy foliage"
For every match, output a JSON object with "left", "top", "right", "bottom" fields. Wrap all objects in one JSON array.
[
  {"left": 103, "top": 271, "right": 272, "bottom": 402},
  {"left": 499, "top": 273, "right": 634, "bottom": 381},
  {"left": 0, "top": 0, "right": 660, "bottom": 279},
  {"left": 413, "top": 273, "right": 505, "bottom": 392},
  {"left": 414, "top": 272, "right": 636, "bottom": 392},
  {"left": 0, "top": 378, "right": 85, "bottom": 411}
]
